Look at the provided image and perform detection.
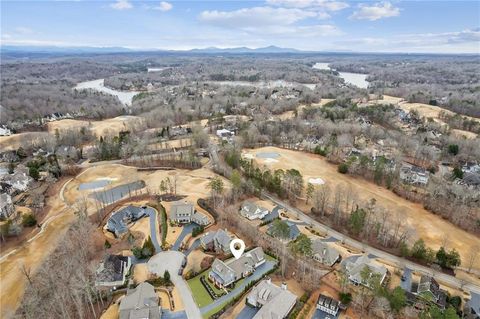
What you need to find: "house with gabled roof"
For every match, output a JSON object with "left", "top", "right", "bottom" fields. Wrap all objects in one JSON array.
[
  {"left": 95, "top": 255, "right": 131, "bottom": 288},
  {"left": 240, "top": 200, "right": 269, "bottom": 220},
  {"left": 200, "top": 229, "right": 233, "bottom": 254},
  {"left": 119, "top": 282, "right": 160, "bottom": 319},
  {"left": 170, "top": 200, "right": 210, "bottom": 225},
  {"left": 208, "top": 247, "right": 265, "bottom": 288},
  {"left": 417, "top": 275, "right": 447, "bottom": 310},
  {"left": 317, "top": 294, "right": 341, "bottom": 317},
  {"left": 267, "top": 220, "right": 300, "bottom": 241},
  {"left": 106, "top": 205, "right": 147, "bottom": 237},
  {"left": 311, "top": 239, "right": 341, "bottom": 267},
  {"left": 246, "top": 278, "right": 297, "bottom": 319},
  {"left": 342, "top": 255, "right": 387, "bottom": 288}
]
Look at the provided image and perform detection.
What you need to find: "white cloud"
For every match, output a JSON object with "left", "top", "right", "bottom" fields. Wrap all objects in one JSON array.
[
  {"left": 334, "top": 28, "right": 480, "bottom": 53},
  {"left": 15, "top": 27, "right": 34, "bottom": 34},
  {"left": 110, "top": 0, "right": 133, "bottom": 10},
  {"left": 266, "top": 0, "right": 349, "bottom": 11},
  {"left": 350, "top": 2, "right": 400, "bottom": 21},
  {"left": 154, "top": 1, "right": 173, "bottom": 12},
  {"left": 199, "top": 7, "right": 319, "bottom": 28}
]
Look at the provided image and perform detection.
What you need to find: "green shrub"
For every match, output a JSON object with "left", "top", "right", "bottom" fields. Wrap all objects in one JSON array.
[
  {"left": 22, "top": 214, "right": 37, "bottom": 227},
  {"left": 338, "top": 163, "right": 349, "bottom": 174},
  {"left": 339, "top": 292, "right": 352, "bottom": 304}
]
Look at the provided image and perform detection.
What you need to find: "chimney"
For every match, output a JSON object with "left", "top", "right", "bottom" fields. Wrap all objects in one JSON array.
[{"left": 281, "top": 282, "right": 287, "bottom": 290}]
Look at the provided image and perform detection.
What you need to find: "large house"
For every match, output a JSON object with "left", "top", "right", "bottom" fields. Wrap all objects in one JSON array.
[
  {"left": 317, "top": 294, "right": 341, "bottom": 317},
  {"left": 267, "top": 220, "right": 300, "bottom": 241},
  {"left": 342, "top": 255, "right": 387, "bottom": 287},
  {"left": 417, "top": 276, "right": 447, "bottom": 310},
  {"left": 0, "top": 193, "right": 15, "bottom": 219},
  {"left": 106, "top": 205, "right": 148, "bottom": 237},
  {"left": 400, "top": 162, "right": 429, "bottom": 185},
  {"left": 119, "top": 282, "right": 161, "bottom": 319},
  {"left": 200, "top": 229, "right": 233, "bottom": 254},
  {"left": 240, "top": 201, "right": 270, "bottom": 220},
  {"left": 208, "top": 247, "right": 265, "bottom": 288},
  {"left": 95, "top": 255, "right": 131, "bottom": 288},
  {"left": 1, "top": 165, "right": 33, "bottom": 195},
  {"left": 169, "top": 201, "right": 210, "bottom": 225},
  {"left": 311, "top": 239, "right": 341, "bottom": 267},
  {"left": 246, "top": 278, "right": 297, "bottom": 319}
]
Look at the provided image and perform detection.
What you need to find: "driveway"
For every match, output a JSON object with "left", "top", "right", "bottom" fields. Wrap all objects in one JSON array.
[
  {"left": 400, "top": 267, "right": 413, "bottom": 292},
  {"left": 311, "top": 309, "right": 339, "bottom": 319},
  {"left": 235, "top": 304, "right": 259, "bottom": 319},
  {"left": 146, "top": 207, "right": 162, "bottom": 253},
  {"left": 199, "top": 259, "right": 277, "bottom": 315},
  {"left": 148, "top": 251, "right": 202, "bottom": 319},
  {"left": 172, "top": 223, "right": 197, "bottom": 251}
]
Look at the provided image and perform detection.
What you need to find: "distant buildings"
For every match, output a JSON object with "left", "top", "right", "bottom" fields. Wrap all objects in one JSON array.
[
  {"left": 246, "top": 278, "right": 297, "bottom": 319},
  {"left": 317, "top": 294, "right": 341, "bottom": 317},
  {"left": 0, "top": 193, "right": 15, "bottom": 219},
  {"left": 119, "top": 282, "right": 160, "bottom": 319},
  {"left": 311, "top": 239, "right": 341, "bottom": 267},
  {"left": 400, "top": 162, "right": 429, "bottom": 185},
  {"left": 95, "top": 255, "right": 131, "bottom": 288},
  {"left": 0, "top": 165, "right": 33, "bottom": 195},
  {"left": 169, "top": 200, "right": 210, "bottom": 226},
  {"left": 342, "top": 255, "right": 388, "bottom": 287},
  {"left": 106, "top": 205, "right": 148, "bottom": 237},
  {"left": 208, "top": 247, "right": 265, "bottom": 288},
  {"left": 240, "top": 201, "right": 270, "bottom": 220},
  {"left": 216, "top": 129, "right": 234, "bottom": 141},
  {"left": 200, "top": 229, "right": 233, "bottom": 254}
]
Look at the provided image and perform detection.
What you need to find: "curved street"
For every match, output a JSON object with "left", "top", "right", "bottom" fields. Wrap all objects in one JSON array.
[{"left": 262, "top": 192, "right": 480, "bottom": 294}]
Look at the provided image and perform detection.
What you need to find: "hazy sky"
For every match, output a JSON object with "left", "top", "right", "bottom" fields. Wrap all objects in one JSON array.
[{"left": 1, "top": 0, "right": 479, "bottom": 53}]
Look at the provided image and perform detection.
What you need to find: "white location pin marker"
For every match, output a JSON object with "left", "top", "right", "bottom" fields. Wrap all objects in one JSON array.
[{"left": 230, "top": 238, "right": 246, "bottom": 259}]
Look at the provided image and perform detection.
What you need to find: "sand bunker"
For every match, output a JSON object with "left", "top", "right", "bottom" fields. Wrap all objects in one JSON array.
[{"left": 308, "top": 178, "right": 325, "bottom": 185}]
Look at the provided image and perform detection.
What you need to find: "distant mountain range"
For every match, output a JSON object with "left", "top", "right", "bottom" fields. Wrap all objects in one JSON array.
[{"left": 0, "top": 44, "right": 305, "bottom": 54}]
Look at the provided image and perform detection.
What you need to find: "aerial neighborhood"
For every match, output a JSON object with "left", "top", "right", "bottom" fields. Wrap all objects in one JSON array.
[{"left": 1, "top": 15, "right": 480, "bottom": 319}]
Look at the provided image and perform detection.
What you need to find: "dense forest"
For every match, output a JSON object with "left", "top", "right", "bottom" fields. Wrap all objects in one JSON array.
[{"left": 1, "top": 53, "right": 479, "bottom": 127}]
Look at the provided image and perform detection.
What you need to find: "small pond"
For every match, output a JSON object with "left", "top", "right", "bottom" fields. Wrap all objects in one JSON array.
[
  {"left": 256, "top": 152, "right": 280, "bottom": 159},
  {"left": 78, "top": 179, "right": 112, "bottom": 191},
  {"left": 90, "top": 180, "right": 145, "bottom": 204}
]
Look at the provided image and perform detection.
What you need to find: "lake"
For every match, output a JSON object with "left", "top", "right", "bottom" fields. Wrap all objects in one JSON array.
[
  {"left": 74, "top": 79, "right": 140, "bottom": 106},
  {"left": 312, "top": 62, "right": 369, "bottom": 89}
]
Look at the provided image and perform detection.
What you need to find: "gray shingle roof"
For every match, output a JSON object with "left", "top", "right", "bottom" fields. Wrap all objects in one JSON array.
[
  {"left": 170, "top": 201, "right": 194, "bottom": 220},
  {"left": 247, "top": 279, "right": 297, "bottom": 319},
  {"left": 119, "top": 282, "right": 160, "bottom": 319},
  {"left": 312, "top": 240, "right": 340, "bottom": 266}
]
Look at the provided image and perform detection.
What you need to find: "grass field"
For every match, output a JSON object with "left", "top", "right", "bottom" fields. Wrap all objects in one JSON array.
[
  {"left": 244, "top": 146, "right": 480, "bottom": 272},
  {"left": 187, "top": 275, "right": 214, "bottom": 308}
]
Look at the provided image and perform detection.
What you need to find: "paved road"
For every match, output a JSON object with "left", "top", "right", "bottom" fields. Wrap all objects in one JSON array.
[
  {"left": 148, "top": 251, "right": 202, "bottom": 319},
  {"left": 262, "top": 192, "right": 480, "bottom": 294},
  {"left": 199, "top": 259, "right": 277, "bottom": 315}
]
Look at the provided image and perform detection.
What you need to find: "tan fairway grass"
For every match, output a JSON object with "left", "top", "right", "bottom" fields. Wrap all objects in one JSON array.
[
  {"left": 370, "top": 95, "right": 479, "bottom": 139},
  {"left": 1, "top": 163, "right": 229, "bottom": 317},
  {"left": 47, "top": 115, "right": 146, "bottom": 137},
  {"left": 244, "top": 146, "right": 480, "bottom": 271}
]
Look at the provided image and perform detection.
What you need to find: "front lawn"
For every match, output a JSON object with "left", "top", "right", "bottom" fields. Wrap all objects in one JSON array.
[{"left": 187, "top": 274, "right": 214, "bottom": 308}]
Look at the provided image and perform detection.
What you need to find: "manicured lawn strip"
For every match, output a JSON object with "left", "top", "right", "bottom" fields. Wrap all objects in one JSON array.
[
  {"left": 202, "top": 300, "right": 230, "bottom": 319},
  {"left": 187, "top": 274, "right": 214, "bottom": 307},
  {"left": 159, "top": 204, "right": 167, "bottom": 244}
]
